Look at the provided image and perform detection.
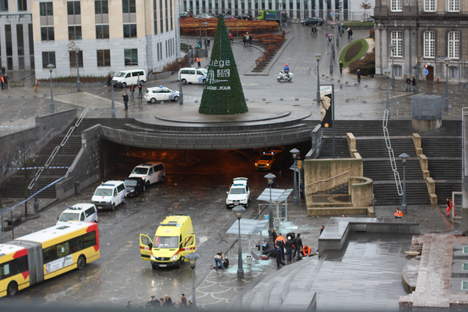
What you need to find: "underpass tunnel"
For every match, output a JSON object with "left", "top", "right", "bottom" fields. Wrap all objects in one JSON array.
[{"left": 100, "top": 140, "right": 311, "bottom": 190}]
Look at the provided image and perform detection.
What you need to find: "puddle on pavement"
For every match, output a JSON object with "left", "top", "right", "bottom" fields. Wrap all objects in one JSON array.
[{"left": 317, "top": 232, "right": 411, "bottom": 312}]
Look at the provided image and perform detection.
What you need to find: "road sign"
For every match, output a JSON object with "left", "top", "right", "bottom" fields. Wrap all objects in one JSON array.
[{"left": 423, "top": 68, "right": 429, "bottom": 76}]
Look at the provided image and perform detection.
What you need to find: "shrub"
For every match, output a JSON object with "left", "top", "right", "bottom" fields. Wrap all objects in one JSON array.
[
  {"left": 345, "top": 41, "right": 364, "bottom": 62},
  {"left": 349, "top": 52, "right": 375, "bottom": 76},
  {"left": 339, "top": 39, "right": 369, "bottom": 68}
]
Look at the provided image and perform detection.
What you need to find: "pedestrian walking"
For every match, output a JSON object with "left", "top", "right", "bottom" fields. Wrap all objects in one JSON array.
[
  {"left": 3, "top": 74, "right": 7, "bottom": 89},
  {"left": 0, "top": 75, "right": 4, "bottom": 90},
  {"left": 213, "top": 252, "right": 223, "bottom": 270},
  {"left": 106, "top": 73, "right": 112, "bottom": 87},
  {"left": 243, "top": 34, "right": 247, "bottom": 47},
  {"left": 285, "top": 236, "right": 293, "bottom": 264},
  {"left": 122, "top": 92, "right": 129, "bottom": 110},
  {"left": 164, "top": 296, "right": 174, "bottom": 307},
  {"left": 271, "top": 228, "right": 278, "bottom": 242},
  {"left": 195, "top": 57, "right": 201, "bottom": 68},
  {"left": 347, "top": 27, "right": 353, "bottom": 40},
  {"left": 180, "top": 294, "right": 188, "bottom": 307},
  {"left": 138, "top": 82, "right": 143, "bottom": 98},
  {"left": 207, "top": 39, "right": 211, "bottom": 47},
  {"left": 446, "top": 198, "right": 454, "bottom": 217},
  {"left": 339, "top": 60, "right": 344, "bottom": 76},
  {"left": 319, "top": 225, "right": 325, "bottom": 235},
  {"left": 411, "top": 76, "right": 417, "bottom": 92},
  {"left": 357, "top": 68, "right": 362, "bottom": 84},
  {"left": 406, "top": 77, "right": 411, "bottom": 92},
  {"left": 275, "top": 245, "right": 285, "bottom": 269},
  {"left": 295, "top": 233, "right": 303, "bottom": 260}
]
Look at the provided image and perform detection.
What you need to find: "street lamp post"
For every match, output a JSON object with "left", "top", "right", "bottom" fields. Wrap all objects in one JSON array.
[
  {"left": 47, "top": 64, "right": 55, "bottom": 113},
  {"left": 110, "top": 72, "right": 116, "bottom": 118},
  {"left": 399, "top": 153, "right": 409, "bottom": 214},
  {"left": 178, "top": 80, "right": 184, "bottom": 105},
  {"left": 203, "top": 21, "right": 209, "bottom": 56},
  {"left": 316, "top": 54, "right": 321, "bottom": 105},
  {"left": 264, "top": 173, "right": 276, "bottom": 237},
  {"left": 232, "top": 205, "right": 246, "bottom": 279},
  {"left": 185, "top": 252, "right": 200, "bottom": 307},
  {"left": 390, "top": 44, "right": 395, "bottom": 89},
  {"left": 290, "top": 148, "right": 300, "bottom": 202},
  {"left": 444, "top": 60, "right": 449, "bottom": 109},
  {"left": 68, "top": 41, "right": 81, "bottom": 92}
]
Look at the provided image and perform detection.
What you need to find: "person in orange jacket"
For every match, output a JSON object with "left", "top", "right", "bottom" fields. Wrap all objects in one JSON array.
[{"left": 393, "top": 208, "right": 404, "bottom": 218}]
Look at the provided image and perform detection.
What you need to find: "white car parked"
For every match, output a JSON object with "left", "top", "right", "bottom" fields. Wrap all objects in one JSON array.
[
  {"left": 226, "top": 177, "right": 250, "bottom": 209},
  {"left": 57, "top": 203, "right": 98, "bottom": 225},
  {"left": 144, "top": 86, "right": 180, "bottom": 103},
  {"left": 178, "top": 67, "right": 207, "bottom": 84},
  {"left": 129, "top": 162, "right": 165, "bottom": 186},
  {"left": 91, "top": 180, "right": 126, "bottom": 210}
]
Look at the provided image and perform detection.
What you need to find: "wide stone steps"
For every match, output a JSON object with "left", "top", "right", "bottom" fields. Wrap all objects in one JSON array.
[
  {"left": 373, "top": 182, "right": 430, "bottom": 206},
  {"left": 40, "top": 135, "right": 82, "bottom": 155},
  {"left": 422, "top": 137, "right": 461, "bottom": 158},
  {"left": 364, "top": 159, "right": 423, "bottom": 181},
  {"left": 357, "top": 138, "right": 415, "bottom": 159},
  {"left": 0, "top": 176, "right": 58, "bottom": 198},
  {"left": 318, "top": 137, "right": 350, "bottom": 158},
  {"left": 435, "top": 182, "right": 462, "bottom": 205},
  {"left": 428, "top": 159, "right": 462, "bottom": 180}
]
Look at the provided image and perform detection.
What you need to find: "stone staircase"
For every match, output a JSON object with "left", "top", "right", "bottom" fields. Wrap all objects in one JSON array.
[
  {"left": 421, "top": 136, "right": 462, "bottom": 204},
  {"left": 0, "top": 132, "right": 82, "bottom": 199}
]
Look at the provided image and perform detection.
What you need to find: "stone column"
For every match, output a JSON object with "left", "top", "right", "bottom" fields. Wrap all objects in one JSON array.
[
  {"left": 10, "top": 22, "right": 18, "bottom": 70},
  {"left": 299, "top": 0, "right": 304, "bottom": 20},
  {"left": 331, "top": 0, "right": 336, "bottom": 21},
  {"left": 293, "top": 0, "right": 297, "bottom": 19},
  {"left": 464, "top": 108, "right": 468, "bottom": 210},
  {"left": 231, "top": 0, "right": 235, "bottom": 14},
  {"left": 23, "top": 21, "right": 31, "bottom": 69},
  {"left": 0, "top": 24, "right": 5, "bottom": 70},
  {"left": 251, "top": 0, "right": 255, "bottom": 16},
  {"left": 381, "top": 28, "right": 388, "bottom": 75},
  {"left": 315, "top": 0, "right": 319, "bottom": 17}
]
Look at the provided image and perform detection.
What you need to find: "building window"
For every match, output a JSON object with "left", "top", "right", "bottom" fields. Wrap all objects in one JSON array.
[
  {"left": 0, "top": 0, "right": 8, "bottom": 11},
  {"left": 122, "top": 0, "right": 136, "bottom": 13},
  {"left": 448, "top": 0, "right": 460, "bottom": 12},
  {"left": 390, "top": 31, "right": 403, "bottom": 57},
  {"left": 424, "top": 0, "right": 436, "bottom": 12},
  {"left": 40, "top": 2, "right": 53, "bottom": 16},
  {"left": 449, "top": 66, "right": 459, "bottom": 79},
  {"left": 97, "top": 49, "right": 111, "bottom": 67},
  {"left": 42, "top": 51, "right": 56, "bottom": 68},
  {"left": 423, "top": 31, "right": 436, "bottom": 58},
  {"left": 18, "top": 0, "right": 27, "bottom": 11},
  {"left": 41, "top": 27, "right": 55, "bottom": 41},
  {"left": 95, "top": 0, "right": 108, "bottom": 14},
  {"left": 392, "top": 65, "right": 402, "bottom": 78},
  {"left": 69, "top": 26, "right": 82, "bottom": 40},
  {"left": 96, "top": 25, "right": 109, "bottom": 39},
  {"left": 123, "top": 24, "right": 137, "bottom": 38},
  {"left": 390, "top": 0, "right": 402, "bottom": 12},
  {"left": 124, "top": 48, "right": 138, "bottom": 66},
  {"left": 69, "top": 50, "right": 83, "bottom": 68},
  {"left": 67, "top": 1, "right": 81, "bottom": 15},
  {"left": 448, "top": 31, "right": 460, "bottom": 59}
]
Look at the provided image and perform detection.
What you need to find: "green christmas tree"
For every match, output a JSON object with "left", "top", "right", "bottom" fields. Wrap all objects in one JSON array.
[{"left": 199, "top": 16, "right": 248, "bottom": 114}]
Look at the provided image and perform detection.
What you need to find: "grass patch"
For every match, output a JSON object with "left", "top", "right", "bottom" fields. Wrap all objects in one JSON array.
[
  {"left": 342, "top": 21, "right": 374, "bottom": 28},
  {"left": 339, "top": 39, "right": 369, "bottom": 68}
]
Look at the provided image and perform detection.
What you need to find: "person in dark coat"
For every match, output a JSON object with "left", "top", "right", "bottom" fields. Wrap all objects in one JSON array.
[
  {"left": 274, "top": 246, "right": 285, "bottom": 269},
  {"left": 411, "top": 77, "right": 417, "bottom": 92},
  {"left": 271, "top": 229, "right": 278, "bottom": 242},
  {"left": 276, "top": 239, "right": 285, "bottom": 261},
  {"left": 138, "top": 82, "right": 143, "bottom": 98},
  {"left": 122, "top": 93, "right": 129, "bottom": 110},
  {"left": 339, "top": 60, "right": 343, "bottom": 76},
  {"left": 357, "top": 69, "right": 361, "bottom": 84},
  {"left": 285, "top": 236, "right": 293, "bottom": 264},
  {"left": 295, "top": 234, "right": 303, "bottom": 260}
]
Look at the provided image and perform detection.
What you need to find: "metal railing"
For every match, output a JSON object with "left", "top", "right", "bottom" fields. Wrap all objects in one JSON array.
[
  {"left": 27, "top": 109, "right": 87, "bottom": 190},
  {"left": 382, "top": 106, "right": 403, "bottom": 197},
  {"left": 306, "top": 169, "right": 351, "bottom": 195}
]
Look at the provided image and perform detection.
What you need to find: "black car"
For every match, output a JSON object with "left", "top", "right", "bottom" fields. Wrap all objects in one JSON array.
[
  {"left": 302, "top": 17, "right": 324, "bottom": 26},
  {"left": 124, "top": 177, "right": 145, "bottom": 198}
]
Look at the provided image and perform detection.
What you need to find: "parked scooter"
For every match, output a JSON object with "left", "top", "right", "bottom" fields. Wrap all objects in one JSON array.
[{"left": 276, "top": 71, "right": 294, "bottom": 82}]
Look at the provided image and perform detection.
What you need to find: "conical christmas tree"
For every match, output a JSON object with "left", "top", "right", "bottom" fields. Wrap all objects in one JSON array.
[{"left": 199, "top": 17, "right": 248, "bottom": 114}]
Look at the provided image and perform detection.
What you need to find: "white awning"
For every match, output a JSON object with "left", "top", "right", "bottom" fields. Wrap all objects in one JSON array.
[
  {"left": 226, "top": 218, "right": 268, "bottom": 235},
  {"left": 256, "top": 188, "right": 293, "bottom": 203}
]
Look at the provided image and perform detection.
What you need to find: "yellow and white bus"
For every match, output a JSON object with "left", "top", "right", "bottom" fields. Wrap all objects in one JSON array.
[{"left": 0, "top": 222, "right": 100, "bottom": 297}]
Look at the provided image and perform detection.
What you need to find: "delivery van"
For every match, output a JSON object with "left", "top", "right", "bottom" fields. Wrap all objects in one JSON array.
[{"left": 139, "top": 215, "right": 196, "bottom": 269}]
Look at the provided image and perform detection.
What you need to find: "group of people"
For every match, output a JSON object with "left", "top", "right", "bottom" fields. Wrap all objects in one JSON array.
[
  {"left": 120, "top": 82, "right": 144, "bottom": 110},
  {"left": 405, "top": 77, "right": 418, "bottom": 92},
  {"left": 145, "top": 294, "right": 192, "bottom": 309},
  {"left": 267, "top": 230, "right": 314, "bottom": 270},
  {"left": 213, "top": 252, "right": 230, "bottom": 270}
]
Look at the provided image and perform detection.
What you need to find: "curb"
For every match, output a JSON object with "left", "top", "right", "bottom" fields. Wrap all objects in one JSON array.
[{"left": 244, "top": 36, "right": 295, "bottom": 77}]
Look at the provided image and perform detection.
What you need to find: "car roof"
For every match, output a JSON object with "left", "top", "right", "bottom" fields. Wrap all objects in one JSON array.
[
  {"left": 147, "top": 86, "right": 171, "bottom": 91},
  {"left": 100, "top": 180, "right": 124, "bottom": 187},
  {"left": 135, "top": 162, "right": 163, "bottom": 168},
  {"left": 232, "top": 177, "right": 248, "bottom": 187},
  {"left": 64, "top": 203, "right": 95, "bottom": 212},
  {"left": 125, "top": 177, "right": 144, "bottom": 182}
]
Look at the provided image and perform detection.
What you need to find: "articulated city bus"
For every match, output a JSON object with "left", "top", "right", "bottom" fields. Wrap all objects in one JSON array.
[{"left": 0, "top": 222, "right": 100, "bottom": 297}]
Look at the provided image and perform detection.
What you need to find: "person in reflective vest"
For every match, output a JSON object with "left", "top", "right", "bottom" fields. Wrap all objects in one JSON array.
[
  {"left": 393, "top": 208, "right": 404, "bottom": 218},
  {"left": 301, "top": 245, "right": 312, "bottom": 257}
]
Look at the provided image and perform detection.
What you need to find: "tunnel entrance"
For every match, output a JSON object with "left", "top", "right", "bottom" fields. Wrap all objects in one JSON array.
[{"left": 100, "top": 140, "right": 311, "bottom": 189}]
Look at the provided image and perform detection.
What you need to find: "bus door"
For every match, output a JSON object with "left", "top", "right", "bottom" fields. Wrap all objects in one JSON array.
[{"left": 13, "top": 241, "right": 43, "bottom": 285}]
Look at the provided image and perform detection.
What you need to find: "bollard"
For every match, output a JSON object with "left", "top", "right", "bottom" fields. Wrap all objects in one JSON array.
[{"left": 33, "top": 197, "right": 39, "bottom": 214}]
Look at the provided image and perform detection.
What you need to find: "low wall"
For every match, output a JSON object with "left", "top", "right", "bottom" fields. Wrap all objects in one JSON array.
[
  {"left": 304, "top": 158, "right": 363, "bottom": 195},
  {"left": 0, "top": 109, "right": 77, "bottom": 186},
  {"left": 55, "top": 125, "right": 102, "bottom": 199},
  {"left": 349, "top": 176, "right": 374, "bottom": 208}
]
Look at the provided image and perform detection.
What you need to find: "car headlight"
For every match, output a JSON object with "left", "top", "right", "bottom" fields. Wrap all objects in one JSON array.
[
  {"left": 150, "top": 255, "right": 155, "bottom": 260},
  {"left": 171, "top": 255, "right": 179, "bottom": 261}
]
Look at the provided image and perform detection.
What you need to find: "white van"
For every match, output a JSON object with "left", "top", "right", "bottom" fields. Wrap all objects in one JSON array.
[
  {"left": 129, "top": 162, "right": 165, "bottom": 186},
  {"left": 178, "top": 67, "right": 207, "bottom": 84},
  {"left": 112, "top": 69, "right": 147, "bottom": 87},
  {"left": 91, "top": 180, "right": 126, "bottom": 210},
  {"left": 57, "top": 203, "right": 98, "bottom": 225}
]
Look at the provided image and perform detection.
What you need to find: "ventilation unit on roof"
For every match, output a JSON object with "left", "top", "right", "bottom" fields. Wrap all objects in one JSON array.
[{"left": 56, "top": 226, "right": 70, "bottom": 230}]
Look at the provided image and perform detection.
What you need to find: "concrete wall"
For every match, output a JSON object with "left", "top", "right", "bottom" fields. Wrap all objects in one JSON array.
[
  {"left": 55, "top": 125, "right": 102, "bottom": 199},
  {"left": 304, "top": 158, "right": 363, "bottom": 195},
  {"left": 349, "top": 176, "right": 373, "bottom": 208},
  {"left": 0, "top": 109, "right": 77, "bottom": 186}
]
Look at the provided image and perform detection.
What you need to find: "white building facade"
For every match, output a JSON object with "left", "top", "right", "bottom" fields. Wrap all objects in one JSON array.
[
  {"left": 0, "top": 0, "right": 34, "bottom": 71},
  {"left": 32, "top": 0, "right": 180, "bottom": 79},
  {"left": 181, "top": 0, "right": 375, "bottom": 21}
]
